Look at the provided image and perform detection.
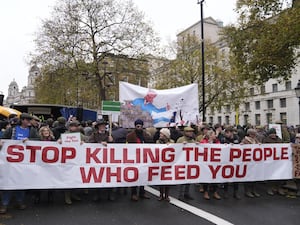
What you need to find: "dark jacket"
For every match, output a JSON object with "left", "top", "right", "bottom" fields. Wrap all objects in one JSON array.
[
  {"left": 263, "top": 135, "right": 283, "bottom": 143},
  {"left": 112, "top": 127, "right": 128, "bottom": 143},
  {"left": 52, "top": 125, "right": 67, "bottom": 140},
  {"left": 3, "top": 126, "right": 40, "bottom": 140},
  {"left": 220, "top": 134, "right": 240, "bottom": 144},
  {"left": 88, "top": 131, "right": 111, "bottom": 143},
  {"left": 126, "top": 130, "right": 153, "bottom": 143}
]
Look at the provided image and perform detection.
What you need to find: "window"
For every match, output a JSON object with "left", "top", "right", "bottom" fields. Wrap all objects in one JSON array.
[
  {"left": 209, "top": 116, "right": 213, "bottom": 125},
  {"left": 243, "top": 115, "right": 249, "bottom": 125},
  {"left": 225, "top": 116, "right": 230, "bottom": 125},
  {"left": 280, "top": 98, "right": 286, "bottom": 108},
  {"left": 250, "top": 88, "right": 254, "bottom": 96},
  {"left": 260, "top": 85, "right": 265, "bottom": 94},
  {"left": 218, "top": 116, "right": 222, "bottom": 125},
  {"left": 280, "top": 113, "right": 287, "bottom": 125},
  {"left": 255, "top": 101, "right": 260, "bottom": 110},
  {"left": 255, "top": 114, "right": 261, "bottom": 125},
  {"left": 267, "top": 100, "right": 273, "bottom": 109},
  {"left": 285, "top": 81, "right": 291, "bottom": 90},
  {"left": 266, "top": 113, "right": 272, "bottom": 124},
  {"left": 210, "top": 106, "right": 215, "bottom": 114},
  {"left": 272, "top": 84, "right": 278, "bottom": 92},
  {"left": 217, "top": 106, "right": 221, "bottom": 113},
  {"left": 225, "top": 105, "right": 230, "bottom": 113},
  {"left": 245, "top": 102, "right": 250, "bottom": 111}
]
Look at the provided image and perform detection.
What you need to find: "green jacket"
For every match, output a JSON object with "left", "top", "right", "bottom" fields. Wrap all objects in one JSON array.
[{"left": 176, "top": 135, "right": 195, "bottom": 143}]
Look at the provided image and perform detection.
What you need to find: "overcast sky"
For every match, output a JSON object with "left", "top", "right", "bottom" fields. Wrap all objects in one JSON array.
[{"left": 0, "top": 0, "right": 236, "bottom": 97}]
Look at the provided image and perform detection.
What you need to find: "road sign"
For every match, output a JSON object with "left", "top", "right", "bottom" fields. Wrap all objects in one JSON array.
[{"left": 101, "top": 101, "right": 121, "bottom": 115}]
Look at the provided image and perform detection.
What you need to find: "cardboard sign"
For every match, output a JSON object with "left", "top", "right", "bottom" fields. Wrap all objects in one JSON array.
[
  {"left": 293, "top": 144, "right": 300, "bottom": 179},
  {"left": 60, "top": 132, "right": 81, "bottom": 144}
]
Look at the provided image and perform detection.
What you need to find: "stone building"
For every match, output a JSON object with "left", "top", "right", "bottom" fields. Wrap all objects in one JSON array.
[
  {"left": 176, "top": 16, "right": 300, "bottom": 126},
  {"left": 5, "top": 65, "right": 40, "bottom": 106}
]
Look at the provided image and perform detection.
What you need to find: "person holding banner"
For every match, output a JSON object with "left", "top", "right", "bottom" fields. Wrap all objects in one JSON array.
[
  {"left": 199, "top": 129, "right": 222, "bottom": 200},
  {"left": 32, "top": 126, "right": 56, "bottom": 204},
  {"left": 176, "top": 126, "right": 196, "bottom": 201},
  {"left": 58, "top": 120, "right": 85, "bottom": 205},
  {"left": 126, "top": 119, "right": 152, "bottom": 201},
  {"left": 0, "top": 113, "right": 40, "bottom": 214},
  {"left": 263, "top": 128, "right": 286, "bottom": 196},
  {"left": 241, "top": 129, "right": 261, "bottom": 198},
  {"left": 156, "top": 128, "right": 174, "bottom": 201},
  {"left": 88, "top": 119, "right": 115, "bottom": 201},
  {"left": 220, "top": 126, "right": 241, "bottom": 200}
]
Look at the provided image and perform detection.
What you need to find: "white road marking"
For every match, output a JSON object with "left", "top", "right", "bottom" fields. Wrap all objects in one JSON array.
[{"left": 145, "top": 186, "right": 234, "bottom": 225}]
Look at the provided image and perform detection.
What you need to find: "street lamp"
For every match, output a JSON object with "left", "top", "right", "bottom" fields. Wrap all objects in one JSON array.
[
  {"left": 295, "top": 80, "right": 300, "bottom": 125},
  {"left": 197, "top": 0, "right": 205, "bottom": 122}
]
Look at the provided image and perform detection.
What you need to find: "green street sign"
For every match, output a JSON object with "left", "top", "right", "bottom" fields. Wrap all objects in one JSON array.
[{"left": 102, "top": 101, "right": 121, "bottom": 113}]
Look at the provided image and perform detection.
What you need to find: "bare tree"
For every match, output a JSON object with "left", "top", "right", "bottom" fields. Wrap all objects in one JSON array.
[{"left": 33, "top": 0, "right": 159, "bottom": 103}]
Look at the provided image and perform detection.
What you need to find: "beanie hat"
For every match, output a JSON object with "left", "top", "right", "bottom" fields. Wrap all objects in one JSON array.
[
  {"left": 268, "top": 128, "right": 277, "bottom": 135},
  {"left": 160, "top": 128, "right": 170, "bottom": 139},
  {"left": 57, "top": 117, "right": 66, "bottom": 124},
  {"left": 134, "top": 119, "right": 144, "bottom": 126}
]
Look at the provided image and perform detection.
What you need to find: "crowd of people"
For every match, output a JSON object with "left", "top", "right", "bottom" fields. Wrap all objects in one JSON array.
[{"left": 0, "top": 112, "right": 300, "bottom": 214}]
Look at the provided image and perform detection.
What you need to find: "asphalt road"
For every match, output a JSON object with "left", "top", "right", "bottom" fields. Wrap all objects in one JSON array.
[{"left": 0, "top": 183, "right": 299, "bottom": 225}]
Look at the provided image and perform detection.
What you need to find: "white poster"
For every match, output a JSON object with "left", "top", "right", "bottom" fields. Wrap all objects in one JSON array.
[
  {"left": 269, "top": 124, "right": 282, "bottom": 139},
  {"left": 119, "top": 82, "right": 199, "bottom": 128},
  {"left": 61, "top": 132, "right": 81, "bottom": 144},
  {"left": 0, "top": 140, "right": 293, "bottom": 190}
]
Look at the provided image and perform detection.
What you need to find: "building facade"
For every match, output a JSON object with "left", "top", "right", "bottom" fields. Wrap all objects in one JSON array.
[
  {"left": 176, "top": 17, "right": 300, "bottom": 126},
  {"left": 5, "top": 65, "right": 40, "bottom": 106}
]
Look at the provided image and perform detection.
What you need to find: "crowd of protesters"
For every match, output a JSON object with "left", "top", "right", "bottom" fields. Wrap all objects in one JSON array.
[{"left": 0, "top": 113, "right": 300, "bottom": 214}]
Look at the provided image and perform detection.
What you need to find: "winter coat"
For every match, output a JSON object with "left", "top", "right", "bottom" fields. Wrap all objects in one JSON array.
[
  {"left": 2, "top": 126, "right": 40, "bottom": 140},
  {"left": 126, "top": 130, "right": 153, "bottom": 143}
]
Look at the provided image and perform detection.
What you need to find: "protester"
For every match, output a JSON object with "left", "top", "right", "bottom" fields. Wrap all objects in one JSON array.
[
  {"left": 199, "top": 129, "right": 221, "bottom": 200},
  {"left": 58, "top": 120, "right": 84, "bottom": 204},
  {"left": 0, "top": 113, "right": 40, "bottom": 214},
  {"left": 176, "top": 126, "right": 196, "bottom": 201},
  {"left": 31, "top": 115, "right": 41, "bottom": 130},
  {"left": 220, "top": 126, "right": 241, "bottom": 199},
  {"left": 263, "top": 128, "right": 286, "bottom": 196},
  {"left": 84, "top": 120, "right": 94, "bottom": 137},
  {"left": 32, "top": 126, "right": 56, "bottom": 204},
  {"left": 52, "top": 116, "right": 67, "bottom": 140},
  {"left": 88, "top": 119, "right": 115, "bottom": 201},
  {"left": 111, "top": 122, "right": 128, "bottom": 143},
  {"left": 196, "top": 123, "right": 210, "bottom": 142},
  {"left": 156, "top": 128, "right": 174, "bottom": 201},
  {"left": 241, "top": 129, "right": 261, "bottom": 198},
  {"left": 126, "top": 119, "right": 152, "bottom": 201},
  {"left": 295, "top": 133, "right": 300, "bottom": 144}
]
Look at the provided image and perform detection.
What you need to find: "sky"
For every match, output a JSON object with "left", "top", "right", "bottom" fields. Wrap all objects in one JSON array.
[{"left": 0, "top": 0, "right": 237, "bottom": 98}]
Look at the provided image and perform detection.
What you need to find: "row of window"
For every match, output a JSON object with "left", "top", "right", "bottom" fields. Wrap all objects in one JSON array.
[
  {"left": 249, "top": 81, "right": 292, "bottom": 96},
  {"left": 209, "top": 112, "right": 287, "bottom": 126},
  {"left": 212, "top": 98, "right": 286, "bottom": 114}
]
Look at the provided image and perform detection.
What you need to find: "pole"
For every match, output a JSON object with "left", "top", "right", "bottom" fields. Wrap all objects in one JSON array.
[
  {"left": 198, "top": 0, "right": 205, "bottom": 122},
  {"left": 298, "top": 98, "right": 300, "bottom": 126}
]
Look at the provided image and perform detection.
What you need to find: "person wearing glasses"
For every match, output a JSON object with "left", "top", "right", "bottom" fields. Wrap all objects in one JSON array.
[{"left": 126, "top": 119, "right": 153, "bottom": 201}]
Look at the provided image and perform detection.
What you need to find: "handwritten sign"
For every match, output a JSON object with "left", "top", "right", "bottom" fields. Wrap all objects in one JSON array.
[
  {"left": 293, "top": 144, "right": 300, "bottom": 179},
  {"left": 61, "top": 132, "right": 81, "bottom": 144}
]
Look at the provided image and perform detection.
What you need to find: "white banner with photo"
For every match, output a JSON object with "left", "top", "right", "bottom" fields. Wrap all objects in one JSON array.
[
  {"left": 0, "top": 140, "right": 293, "bottom": 190},
  {"left": 119, "top": 82, "right": 199, "bottom": 128}
]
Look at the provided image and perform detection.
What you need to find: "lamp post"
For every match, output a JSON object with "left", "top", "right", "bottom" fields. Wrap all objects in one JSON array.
[
  {"left": 197, "top": 0, "right": 205, "bottom": 122},
  {"left": 295, "top": 80, "right": 300, "bottom": 125}
]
